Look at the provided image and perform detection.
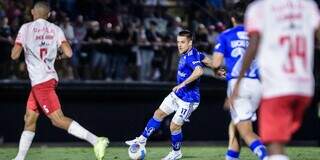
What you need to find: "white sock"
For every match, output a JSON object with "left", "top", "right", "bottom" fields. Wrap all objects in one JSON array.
[
  {"left": 67, "top": 121, "right": 98, "bottom": 146},
  {"left": 14, "top": 130, "right": 35, "bottom": 160},
  {"left": 268, "top": 155, "right": 289, "bottom": 160}
]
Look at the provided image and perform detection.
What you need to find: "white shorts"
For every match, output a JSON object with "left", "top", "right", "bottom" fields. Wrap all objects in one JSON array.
[
  {"left": 227, "top": 78, "right": 262, "bottom": 124},
  {"left": 159, "top": 92, "right": 199, "bottom": 125}
]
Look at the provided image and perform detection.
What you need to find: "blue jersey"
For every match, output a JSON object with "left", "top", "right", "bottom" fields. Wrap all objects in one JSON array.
[
  {"left": 175, "top": 48, "right": 204, "bottom": 103},
  {"left": 214, "top": 25, "right": 259, "bottom": 81}
]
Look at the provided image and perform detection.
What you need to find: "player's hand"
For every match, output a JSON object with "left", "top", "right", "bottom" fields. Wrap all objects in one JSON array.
[
  {"left": 172, "top": 82, "right": 186, "bottom": 93},
  {"left": 215, "top": 68, "right": 226, "bottom": 79},
  {"left": 224, "top": 81, "right": 240, "bottom": 110}
]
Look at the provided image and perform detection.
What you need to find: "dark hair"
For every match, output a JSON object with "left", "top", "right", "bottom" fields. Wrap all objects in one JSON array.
[
  {"left": 229, "top": 1, "right": 246, "bottom": 23},
  {"left": 178, "top": 30, "right": 193, "bottom": 40}
]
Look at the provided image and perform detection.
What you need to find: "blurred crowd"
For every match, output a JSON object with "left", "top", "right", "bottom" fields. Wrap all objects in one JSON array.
[{"left": 2, "top": 0, "right": 319, "bottom": 82}]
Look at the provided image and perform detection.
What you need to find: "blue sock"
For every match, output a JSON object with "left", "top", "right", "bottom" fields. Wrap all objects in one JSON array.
[
  {"left": 249, "top": 139, "right": 268, "bottom": 160},
  {"left": 141, "top": 117, "right": 162, "bottom": 138},
  {"left": 225, "top": 149, "right": 240, "bottom": 160},
  {"left": 171, "top": 130, "right": 183, "bottom": 151}
]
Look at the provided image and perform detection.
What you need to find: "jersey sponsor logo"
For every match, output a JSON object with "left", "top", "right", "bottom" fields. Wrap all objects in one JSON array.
[
  {"left": 36, "top": 35, "right": 54, "bottom": 41},
  {"left": 192, "top": 61, "right": 201, "bottom": 65},
  {"left": 33, "top": 27, "right": 54, "bottom": 33}
]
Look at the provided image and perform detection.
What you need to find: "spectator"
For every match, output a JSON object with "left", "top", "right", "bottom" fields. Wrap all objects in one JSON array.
[
  {"left": 0, "top": 0, "right": 235, "bottom": 82},
  {"left": 0, "top": 16, "right": 13, "bottom": 79},
  {"left": 73, "top": 15, "right": 87, "bottom": 79},
  {"left": 111, "top": 25, "right": 131, "bottom": 80},
  {"left": 56, "top": 16, "right": 75, "bottom": 80},
  {"left": 84, "top": 21, "right": 110, "bottom": 79}
]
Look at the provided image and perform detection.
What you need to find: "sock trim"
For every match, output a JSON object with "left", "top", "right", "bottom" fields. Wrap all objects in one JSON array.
[
  {"left": 152, "top": 116, "right": 163, "bottom": 122},
  {"left": 226, "top": 149, "right": 240, "bottom": 158},
  {"left": 171, "top": 130, "right": 182, "bottom": 135},
  {"left": 249, "top": 139, "right": 262, "bottom": 151}
]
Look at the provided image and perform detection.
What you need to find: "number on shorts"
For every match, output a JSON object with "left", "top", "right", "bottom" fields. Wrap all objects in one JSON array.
[{"left": 180, "top": 108, "right": 188, "bottom": 116}]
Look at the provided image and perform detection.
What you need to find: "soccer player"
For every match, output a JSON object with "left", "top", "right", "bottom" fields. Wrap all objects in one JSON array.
[
  {"left": 228, "top": 0, "right": 320, "bottom": 160},
  {"left": 125, "top": 30, "right": 205, "bottom": 160},
  {"left": 10, "top": 2, "right": 108, "bottom": 160},
  {"left": 203, "top": 2, "right": 268, "bottom": 160}
]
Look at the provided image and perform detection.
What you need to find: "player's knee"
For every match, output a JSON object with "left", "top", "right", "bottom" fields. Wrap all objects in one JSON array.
[
  {"left": 24, "top": 119, "right": 36, "bottom": 130},
  {"left": 170, "top": 122, "right": 181, "bottom": 132},
  {"left": 50, "top": 116, "right": 64, "bottom": 128},
  {"left": 154, "top": 109, "right": 167, "bottom": 120},
  {"left": 24, "top": 113, "right": 37, "bottom": 128}
]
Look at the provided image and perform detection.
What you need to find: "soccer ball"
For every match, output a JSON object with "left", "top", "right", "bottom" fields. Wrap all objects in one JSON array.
[{"left": 128, "top": 143, "right": 146, "bottom": 160}]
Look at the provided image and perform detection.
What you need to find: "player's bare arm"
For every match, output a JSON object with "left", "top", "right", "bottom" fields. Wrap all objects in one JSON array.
[
  {"left": 201, "top": 53, "right": 226, "bottom": 78},
  {"left": 58, "top": 41, "right": 73, "bottom": 59},
  {"left": 211, "top": 52, "right": 226, "bottom": 78},
  {"left": 11, "top": 43, "right": 23, "bottom": 60},
  {"left": 211, "top": 52, "right": 224, "bottom": 69},
  {"left": 172, "top": 66, "right": 204, "bottom": 92},
  {"left": 227, "top": 32, "right": 260, "bottom": 107},
  {"left": 201, "top": 55, "right": 212, "bottom": 67}
]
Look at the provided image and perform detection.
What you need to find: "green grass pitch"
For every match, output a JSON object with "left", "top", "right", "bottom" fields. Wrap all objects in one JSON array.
[{"left": 1, "top": 146, "right": 319, "bottom": 160}]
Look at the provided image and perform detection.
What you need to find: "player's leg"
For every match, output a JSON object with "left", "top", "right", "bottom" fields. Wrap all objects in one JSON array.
[
  {"left": 236, "top": 120, "right": 267, "bottom": 160},
  {"left": 33, "top": 79, "right": 104, "bottom": 146},
  {"left": 226, "top": 122, "right": 241, "bottom": 160},
  {"left": 48, "top": 109, "right": 108, "bottom": 160},
  {"left": 161, "top": 122, "right": 183, "bottom": 160},
  {"left": 162, "top": 100, "right": 198, "bottom": 160},
  {"left": 47, "top": 109, "right": 107, "bottom": 146},
  {"left": 290, "top": 96, "right": 311, "bottom": 135},
  {"left": 141, "top": 109, "right": 168, "bottom": 140},
  {"left": 266, "top": 96, "right": 311, "bottom": 160},
  {"left": 259, "top": 96, "right": 293, "bottom": 160},
  {"left": 125, "top": 108, "right": 168, "bottom": 146},
  {"left": 231, "top": 79, "right": 267, "bottom": 160},
  {"left": 33, "top": 80, "right": 108, "bottom": 160},
  {"left": 126, "top": 93, "right": 176, "bottom": 146},
  {"left": 233, "top": 99, "right": 267, "bottom": 160},
  {"left": 48, "top": 109, "right": 109, "bottom": 160},
  {"left": 13, "top": 91, "right": 39, "bottom": 160}
]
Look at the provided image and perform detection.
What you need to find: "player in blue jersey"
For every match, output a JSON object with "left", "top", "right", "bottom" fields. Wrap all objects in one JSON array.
[
  {"left": 204, "top": 2, "right": 268, "bottom": 160},
  {"left": 125, "top": 30, "right": 205, "bottom": 160}
]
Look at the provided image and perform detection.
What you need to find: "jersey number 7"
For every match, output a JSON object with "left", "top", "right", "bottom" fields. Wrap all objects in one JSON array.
[
  {"left": 40, "top": 48, "right": 48, "bottom": 60},
  {"left": 40, "top": 48, "right": 51, "bottom": 70}
]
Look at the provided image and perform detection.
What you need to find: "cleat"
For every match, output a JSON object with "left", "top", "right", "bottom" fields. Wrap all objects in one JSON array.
[
  {"left": 94, "top": 137, "right": 109, "bottom": 160},
  {"left": 125, "top": 137, "right": 146, "bottom": 146},
  {"left": 161, "top": 150, "right": 182, "bottom": 160}
]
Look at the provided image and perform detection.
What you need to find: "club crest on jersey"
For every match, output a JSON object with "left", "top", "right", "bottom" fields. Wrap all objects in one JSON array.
[{"left": 178, "top": 71, "right": 186, "bottom": 77}]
